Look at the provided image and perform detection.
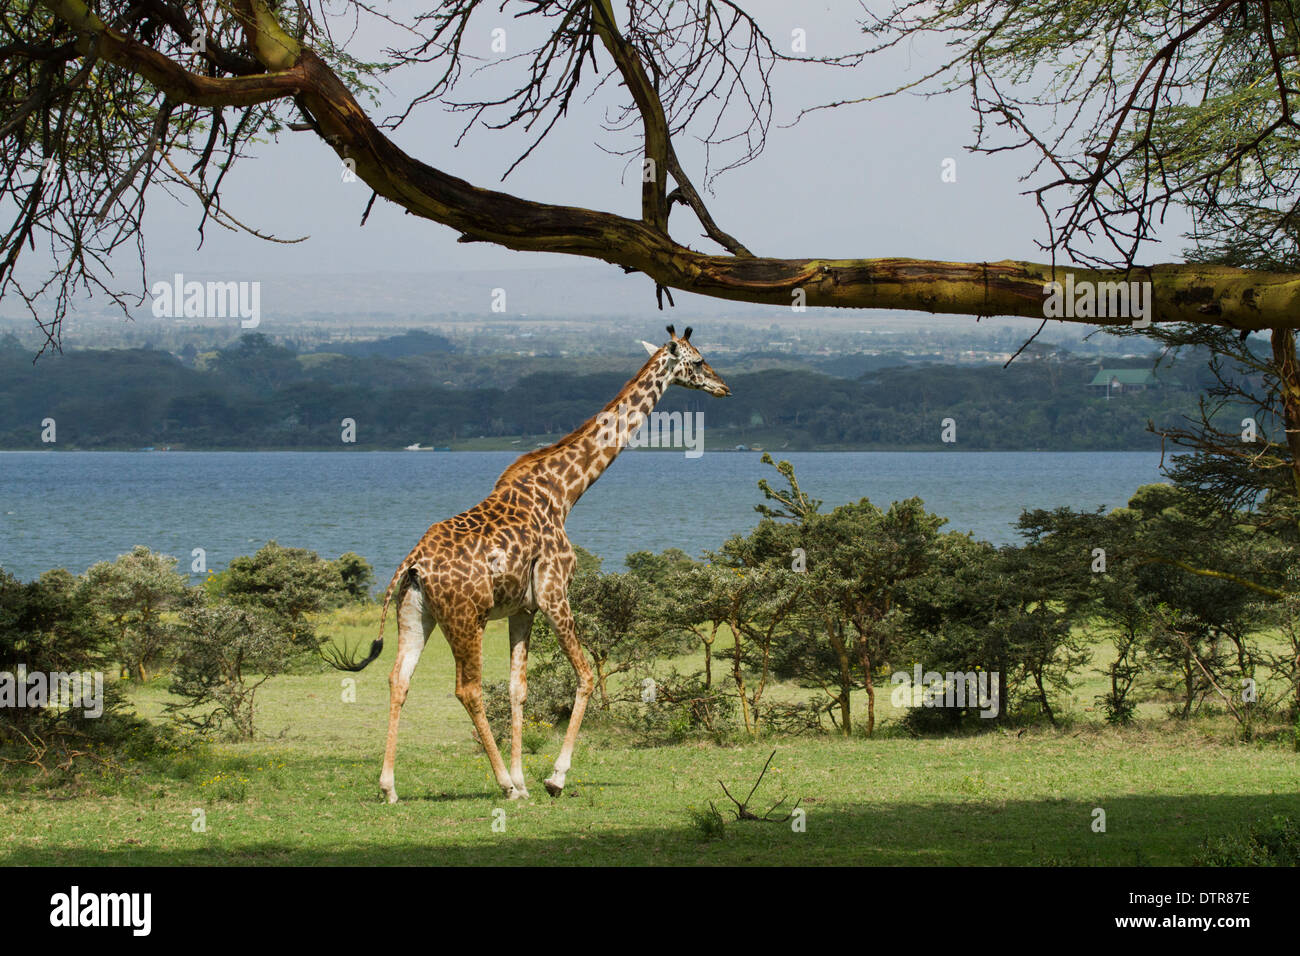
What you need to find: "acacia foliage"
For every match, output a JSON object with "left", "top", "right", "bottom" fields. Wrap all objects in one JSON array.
[{"left": 505, "top": 457, "right": 1295, "bottom": 741}]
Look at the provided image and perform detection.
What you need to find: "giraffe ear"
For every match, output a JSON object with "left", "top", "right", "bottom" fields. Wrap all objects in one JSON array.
[{"left": 640, "top": 340, "right": 659, "bottom": 356}]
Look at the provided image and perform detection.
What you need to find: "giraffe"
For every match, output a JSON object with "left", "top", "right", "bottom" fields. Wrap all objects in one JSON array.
[{"left": 326, "top": 325, "right": 730, "bottom": 801}]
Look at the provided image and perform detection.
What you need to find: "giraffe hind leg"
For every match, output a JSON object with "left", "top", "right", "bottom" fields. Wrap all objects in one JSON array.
[{"left": 378, "top": 576, "right": 433, "bottom": 803}]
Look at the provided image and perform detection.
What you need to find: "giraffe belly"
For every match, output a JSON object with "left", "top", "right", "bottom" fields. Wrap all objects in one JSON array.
[
  {"left": 484, "top": 547, "right": 537, "bottom": 619},
  {"left": 486, "top": 590, "right": 536, "bottom": 619}
]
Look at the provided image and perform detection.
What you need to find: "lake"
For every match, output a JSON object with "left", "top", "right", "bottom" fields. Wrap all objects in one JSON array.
[{"left": 0, "top": 451, "right": 1168, "bottom": 581}]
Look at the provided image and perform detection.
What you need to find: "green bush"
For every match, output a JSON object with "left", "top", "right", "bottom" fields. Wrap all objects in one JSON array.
[
  {"left": 83, "top": 546, "right": 192, "bottom": 682},
  {"left": 1097, "top": 688, "right": 1138, "bottom": 726},
  {"left": 332, "top": 552, "right": 376, "bottom": 604},
  {"left": 165, "top": 601, "right": 293, "bottom": 740},
  {"left": 898, "top": 702, "right": 973, "bottom": 736},
  {"left": 218, "top": 541, "right": 343, "bottom": 658},
  {"left": 1194, "top": 814, "right": 1300, "bottom": 866},
  {"left": 687, "top": 803, "right": 726, "bottom": 841},
  {"left": 520, "top": 717, "right": 553, "bottom": 754},
  {"left": 629, "top": 672, "right": 738, "bottom": 745},
  {"left": 0, "top": 567, "right": 152, "bottom": 773},
  {"left": 483, "top": 664, "right": 577, "bottom": 743}
]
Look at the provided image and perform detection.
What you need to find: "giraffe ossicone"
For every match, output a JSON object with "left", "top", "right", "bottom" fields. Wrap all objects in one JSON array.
[{"left": 323, "top": 325, "right": 730, "bottom": 801}]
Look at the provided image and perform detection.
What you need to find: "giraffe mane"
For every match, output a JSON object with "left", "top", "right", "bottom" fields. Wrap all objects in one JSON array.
[{"left": 494, "top": 348, "right": 667, "bottom": 486}]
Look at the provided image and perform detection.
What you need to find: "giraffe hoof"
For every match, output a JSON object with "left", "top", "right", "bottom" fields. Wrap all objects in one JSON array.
[
  {"left": 507, "top": 786, "right": 530, "bottom": 800},
  {"left": 543, "top": 778, "right": 563, "bottom": 797},
  {"left": 381, "top": 789, "right": 398, "bottom": 804}
]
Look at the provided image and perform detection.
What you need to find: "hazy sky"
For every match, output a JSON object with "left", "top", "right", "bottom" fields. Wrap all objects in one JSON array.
[{"left": 124, "top": 1, "right": 1189, "bottom": 286}]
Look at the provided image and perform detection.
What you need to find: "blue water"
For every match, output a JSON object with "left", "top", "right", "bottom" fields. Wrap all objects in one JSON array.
[{"left": 0, "top": 451, "right": 1167, "bottom": 581}]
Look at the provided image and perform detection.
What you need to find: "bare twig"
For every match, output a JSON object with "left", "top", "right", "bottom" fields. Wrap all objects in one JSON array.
[{"left": 716, "top": 749, "right": 801, "bottom": 822}]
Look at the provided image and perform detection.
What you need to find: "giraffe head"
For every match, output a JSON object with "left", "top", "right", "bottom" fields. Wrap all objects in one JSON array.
[{"left": 642, "top": 325, "right": 731, "bottom": 396}]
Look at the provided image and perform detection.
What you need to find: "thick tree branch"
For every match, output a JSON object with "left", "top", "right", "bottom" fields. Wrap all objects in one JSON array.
[
  {"left": 590, "top": 0, "right": 668, "bottom": 233},
  {"left": 1139, "top": 556, "right": 1285, "bottom": 599},
  {"left": 29, "top": 0, "right": 1300, "bottom": 331},
  {"left": 589, "top": 0, "right": 751, "bottom": 255}
]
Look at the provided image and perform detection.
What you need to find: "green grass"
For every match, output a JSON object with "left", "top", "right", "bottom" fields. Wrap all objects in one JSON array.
[{"left": 2, "top": 609, "right": 1297, "bottom": 866}]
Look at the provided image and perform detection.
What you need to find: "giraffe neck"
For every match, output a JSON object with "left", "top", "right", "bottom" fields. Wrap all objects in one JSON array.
[
  {"left": 562, "top": 350, "right": 675, "bottom": 512},
  {"left": 502, "top": 350, "right": 676, "bottom": 517}
]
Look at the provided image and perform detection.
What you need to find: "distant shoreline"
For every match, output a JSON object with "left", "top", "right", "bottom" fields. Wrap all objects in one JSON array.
[{"left": 0, "top": 447, "right": 1167, "bottom": 454}]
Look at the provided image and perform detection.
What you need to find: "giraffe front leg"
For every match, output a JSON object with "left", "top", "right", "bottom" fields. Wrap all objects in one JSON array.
[
  {"left": 458, "top": 678, "right": 525, "bottom": 800},
  {"left": 449, "top": 624, "right": 525, "bottom": 800},
  {"left": 507, "top": 613, "right": 534, "bottom": 798},
  {"left": 542, "top": 597, "right": 592, "bottom": 797}
]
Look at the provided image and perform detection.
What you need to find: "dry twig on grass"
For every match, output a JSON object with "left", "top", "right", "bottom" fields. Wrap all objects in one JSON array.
[{"left": 713, "top": 749, "right": 800, "bottom": 823}]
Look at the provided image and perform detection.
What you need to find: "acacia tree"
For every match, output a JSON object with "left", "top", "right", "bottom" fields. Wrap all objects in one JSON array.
[
  {"left": 697, "top": 554, "right": 802, "bottom": 737},
  {"left": 219, "top": 540, "right": 343, "bottom": 650},
  {"left": 746, "top": 454, "right": 946, "bottom": 736},
  {"left": 6, "top": 0, "right": 1300, "bottom": 360},
  {"left": 566, "top": 564, "right": 665, "bottom": 712},
  {"left": 865, "top": 1, "right": 1300, "bottom": 541},
  {"left": 1113, "top": 485, "right": 1271, "bottom": 721},
  {"left": 84, "top": 545, "right": 192, "bottom": 682},
  {"left": 0, "top": 567, "right": 118, "bottom": 765},
  {"left": 1018, "top": 485, "right": 1278, "bottom": 723},
  {"left": 655, "top": 562, "right": 729, "bottom": 690},
  {"left": 167, "top": 599, "right": 290, "bottom": 739},
  {"left": 9, "top": 0, "right": 1300, "bottom": 616}
]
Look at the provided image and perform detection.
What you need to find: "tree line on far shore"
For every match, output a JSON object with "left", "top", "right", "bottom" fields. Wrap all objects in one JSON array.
[{"left": 0, "top": 332, "right": 1216, "bottom": 451}]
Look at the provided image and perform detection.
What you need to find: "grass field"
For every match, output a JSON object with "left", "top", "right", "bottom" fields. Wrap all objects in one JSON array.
[{"left": 2, "top": 607, "right": 1297, "bottom": 866}]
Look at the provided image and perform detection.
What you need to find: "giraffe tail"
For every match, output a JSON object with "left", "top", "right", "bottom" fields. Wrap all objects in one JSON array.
[{"left": 319, "top": 563, "right": 411, "bottom": 672}]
